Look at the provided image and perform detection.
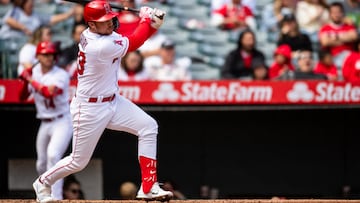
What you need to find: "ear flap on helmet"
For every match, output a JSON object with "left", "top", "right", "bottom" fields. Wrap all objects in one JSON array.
[{"left": 112, "top": 17, "right": 119, "bottom": 31}]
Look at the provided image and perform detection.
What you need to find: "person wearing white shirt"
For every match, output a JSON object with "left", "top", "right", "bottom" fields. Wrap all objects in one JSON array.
[{"left": 144, "top": 39, "right": 192, "bottom": 81}]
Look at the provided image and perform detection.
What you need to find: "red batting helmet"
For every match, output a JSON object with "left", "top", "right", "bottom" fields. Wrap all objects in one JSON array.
[
  {"left": 36, "top": 41, "right": 58, "bottom": 55},
  {"left": 84, "top": 0, "right": 118, "bottom": 23}
]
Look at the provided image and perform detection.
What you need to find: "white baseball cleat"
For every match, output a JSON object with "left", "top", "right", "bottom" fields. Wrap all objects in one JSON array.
[
  {"left": 136, "top": 182, "right": 173, "bottom": 201},
  {"left": 32, "top": 178, "right": 54, "bottom": 203}
]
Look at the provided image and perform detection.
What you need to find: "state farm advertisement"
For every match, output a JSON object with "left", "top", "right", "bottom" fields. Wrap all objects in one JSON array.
[{"left": 1, "top": 79, "right": 360, "bottom": 105}]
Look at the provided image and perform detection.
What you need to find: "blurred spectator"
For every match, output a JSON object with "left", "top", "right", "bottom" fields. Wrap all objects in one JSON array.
[
  {"left": 0, "top": 0, "right": 75, "bottom": 40},
  {"left": 313, "top": 49, "right": 339, "bottom": 81},
  {"left": 221, "top": 29, "right": 266, "bottom": 79},
  {"left": 342, "top": 0, "right": 360, "bottom": 28},
  {"left": 293, "top": 49, "right": 328, "bottom": 80},
  {"left": 342, "top": 38, "right": 360, "bottom": 83},
  {"left": 119, "top": 181, "right": 137, "bottom": 200},
  {"left": 210, "top": 0, "right": 256, "bottom": 31},
  {"left": 277, "top": 13, "right": 313, "bottom": 62},
  {"left": 319, "top": 2, "right": 358, "bottom": 69},
  {"left": 115, "top": 0, "right": 141, "bottom": 36},
  {"left": 161, "top": 180, "right": 186, "bottom": 200},
  {"left": 251, "top": 58, "right": 269, "bottom": 81},
  {"left": 17, "top": 25, "right": 53, "bottom": 76},
  {"left": 57, "top": 23, "right": 87, "bottom": 80},
  {"left": 211, "top": 0, "right": 256, "bottom": 13},
  {"left": 144, "top": 39, "right": 192, "bottom": 81},
  {"left": 199, "top": 185, "right": 210, "bottom": 199},
  {"left": 72, "top": 3, "right": 85, "bottom": 27},
  {"left": 63, "top": 174, "right": 85, "bottom": 200},
  {"left": 138, "top": 31, "right": 168, "bottom": 58},
  {"left": 0, "top": 0, "right": 10, "bottom": 5},
  {"left": 261, "top": 0, "right": 297, "bottom": 42},
  {"left": 295, "top": 0, "right": 329, "bottom": 44},
  {"left": 133, "top": 0, "right": 166, "bottom": 5},
  {"left": 118, "top": 50, "right": 150, "bottom": 81},
  {"left": 269, "top": 44, "right": 295, "bottom": 80},
  {"left": 209, "top": 187, "right": 219, "bottom": 199}
]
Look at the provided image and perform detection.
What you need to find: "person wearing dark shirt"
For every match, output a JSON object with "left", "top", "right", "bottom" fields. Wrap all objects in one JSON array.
[
  {"left": 277, "top": 13, "right": 313, "bottom": 61},
  {"left": 293, "top": 49, "right": 328, "bottom": 80},
  {"left": 221, "top": 29, "right": 266, "bottom": 79},
  {"left": 251, "top": 59, "right": 269, "bottom": 80}
]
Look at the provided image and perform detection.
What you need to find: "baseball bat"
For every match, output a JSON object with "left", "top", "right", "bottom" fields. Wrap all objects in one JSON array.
[{"left": 63, "top": 0, "right": 140, "bottom": 13}]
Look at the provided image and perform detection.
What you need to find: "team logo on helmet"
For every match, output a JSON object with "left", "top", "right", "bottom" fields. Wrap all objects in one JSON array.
[{"left": 104, "top": 3, "right": 111, "bottom": 14}]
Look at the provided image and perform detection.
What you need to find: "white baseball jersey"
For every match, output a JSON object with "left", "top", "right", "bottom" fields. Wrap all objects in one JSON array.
[
  {"left": 76, "top": 28, "right": 129, "bottom": 97},
  {"left": 30, "top": 63, "right": 73, "bottom": 200},
  {"left": 31, "top": 64, "right": 71, "bottom": 119}
]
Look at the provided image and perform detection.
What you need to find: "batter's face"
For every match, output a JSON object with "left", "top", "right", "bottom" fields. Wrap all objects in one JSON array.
[
  {"left": 89, "top": 19, "right": 114, "bottom": 35},
  {"left": 37, "top": 54, "right": 55, "bottom": 70}
]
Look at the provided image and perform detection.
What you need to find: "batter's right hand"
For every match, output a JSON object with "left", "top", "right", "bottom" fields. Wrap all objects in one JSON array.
[
  {"left": 139, "top": 6, "right": 165, "bottom": 29},
  {"left": 139, "top": 6, "right": 153, "bottom": 19}
]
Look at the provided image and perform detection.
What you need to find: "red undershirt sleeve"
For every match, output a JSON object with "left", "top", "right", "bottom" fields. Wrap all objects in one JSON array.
[
  {"left": 19, "top": 81, "right": 31, "bottom": 101},
  {"left": 126, "top": 18, "right": 157, "bottom": 52},
  {"left": 30, "top": 80, "right": 63, "bottom": 98}
]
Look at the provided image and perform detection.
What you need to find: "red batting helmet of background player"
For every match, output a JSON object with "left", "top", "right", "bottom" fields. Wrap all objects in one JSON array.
[
  {"left": 84, "top": 0, "right": 118, "bottom": 22},
  {"left": 36, "top": 41, "right": 58, "bottom": 56}
]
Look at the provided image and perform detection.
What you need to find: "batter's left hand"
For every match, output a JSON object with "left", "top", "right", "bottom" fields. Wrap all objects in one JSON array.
[{"left": 150, "top": 8, "right": 165, "bottom": 29}]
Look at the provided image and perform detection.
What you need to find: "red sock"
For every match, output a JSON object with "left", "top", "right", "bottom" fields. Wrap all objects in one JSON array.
[{"left": 139, "top": 156, "right": 157, "bottom": 194}]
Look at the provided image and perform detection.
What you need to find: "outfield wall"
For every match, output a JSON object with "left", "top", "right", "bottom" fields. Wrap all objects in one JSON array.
[{"left": 1, "top": 107, "right": 360, "bottom": 200}]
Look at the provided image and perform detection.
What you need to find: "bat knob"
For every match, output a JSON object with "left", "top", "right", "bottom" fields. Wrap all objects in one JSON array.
[{"left": 155, "top": 13, "right": 165, "bottom": 20}]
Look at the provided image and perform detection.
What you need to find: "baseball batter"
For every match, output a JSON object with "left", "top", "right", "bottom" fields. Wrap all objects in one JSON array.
[
  {"left": 32, "top": 1, "right": 173, "bottom": 202},
  {"left": 19, "top": 41, "right": 73, "bottom": 200}
]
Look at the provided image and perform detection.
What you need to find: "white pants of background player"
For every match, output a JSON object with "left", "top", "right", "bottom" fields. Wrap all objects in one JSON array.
[
  {"left": 36, "top": 113, "right": 73, "bottom": 199},
  {"left": 38, "top": 94, "right": 157, "bottom": 189}
]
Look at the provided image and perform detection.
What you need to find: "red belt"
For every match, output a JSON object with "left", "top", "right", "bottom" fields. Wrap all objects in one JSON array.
[
  {"left": 88, "top": 94, "right": 115, "bottom": 103},
  {"left": 41, "top": 114, "right": 64, "bottom": 122}
]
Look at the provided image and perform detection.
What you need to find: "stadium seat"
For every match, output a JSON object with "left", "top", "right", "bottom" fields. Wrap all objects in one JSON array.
[
  {"left": 169, "top": 4, "right": 209, "bottom": 19},
  {"left": 0, "top": 37, "right": 27, "bottom": 78},
  {"left": 176, "top": 42, "right": 199, "bottom": 57},
  {"left": 198, "top": 42, "right": 235, "bottom": 57},
  {"left": 227, "top": 29, "right": 242, "bottom": 43},
  {"left": 189, "top": 63, "right": 221, "bottom": 80},
  {"left": 0, "top": 3, "right": 11, "bottom": 18},
  {"left": 197, "top": 0, "right": 211, "bottom": 7},
  {"left": 171, "top": 0, "right": 197, "bottom": 8},
  {"left": 206, "top": 55, "right": 226, "bottom": 69},
  {"left": 33, "top": 3, "right": 57, "bottom": 17},
  {"left": 189, "top": 28, "right": 228, "bottom": 44},
  {"left": 52, "top": 33, "right": 73, "bottom": 50},
  {"left": 158, "top": 15, "right": 182, "bottom": 34}
]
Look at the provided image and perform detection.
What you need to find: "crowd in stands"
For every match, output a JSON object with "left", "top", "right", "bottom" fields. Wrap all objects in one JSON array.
[{"left": 1, "top": 0, "right": 360, "bottom": 82}]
